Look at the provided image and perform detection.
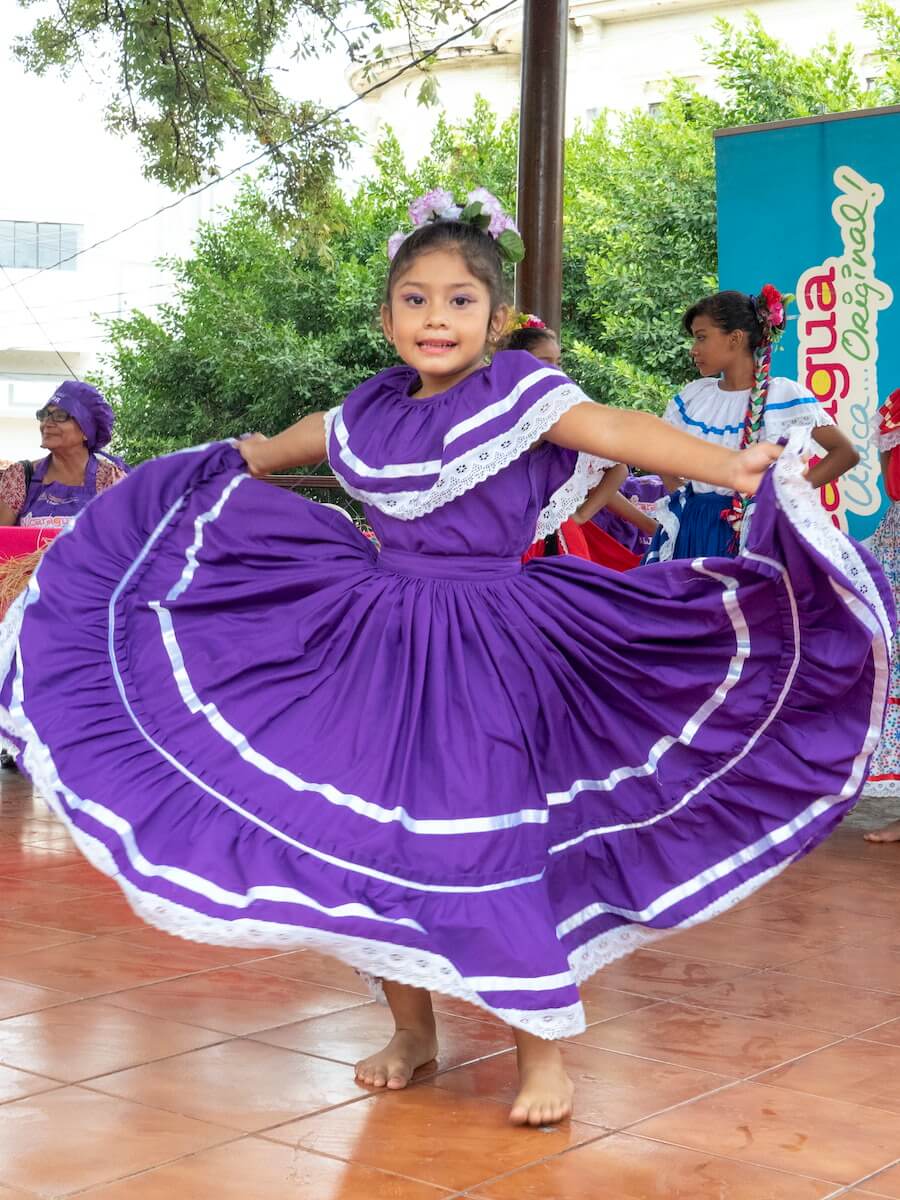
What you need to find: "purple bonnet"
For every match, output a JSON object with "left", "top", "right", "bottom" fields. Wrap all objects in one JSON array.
[{"left": 49, "top": 380, "right": 115, "bottom": 451}]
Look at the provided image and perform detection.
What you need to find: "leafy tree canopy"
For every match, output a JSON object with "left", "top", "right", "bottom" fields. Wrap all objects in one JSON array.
[
  {"left": 13, "top": 0, "right": 494, "bottom": 222},
  {"left": 96, "top": 5, "right": 900, "bottom": 462}
]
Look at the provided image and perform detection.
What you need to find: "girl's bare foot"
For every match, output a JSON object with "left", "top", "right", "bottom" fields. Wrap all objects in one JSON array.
[
  {"left": 509, "top": 1030, "right": 574, "bottom": 1126},
  {"left": 355, "top": 1026, "right": 439, "bottom": 1089},
  {"left": 864, "top": 818, "right": 900, "bottom": 843},
  {"left": 354, "top": 981, "right": 437, "bottom": 1091}
]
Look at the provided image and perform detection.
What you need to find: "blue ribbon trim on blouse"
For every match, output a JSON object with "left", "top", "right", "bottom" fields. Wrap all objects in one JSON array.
[{"left": 672, "top": 391, "right": 820, "bottom": 437}]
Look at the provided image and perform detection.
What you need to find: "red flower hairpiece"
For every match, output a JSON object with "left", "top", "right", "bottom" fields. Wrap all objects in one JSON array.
[
  {"left": 507, "top": 312, "right": 546, "bottom": 333},
  {"left": 755, "top": 284, "right": 791, "bottom": 343}
]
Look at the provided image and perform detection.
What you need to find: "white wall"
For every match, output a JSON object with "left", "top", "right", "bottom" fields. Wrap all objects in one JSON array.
[
  {"left": 0, "top": 7, "right": 243, "bottom": 459},
  {"left": 0, "top": 7, "right": 361, "bottom": 461},
  {"left": 350, "top": 0, "right": 881, "bottom": 166}
]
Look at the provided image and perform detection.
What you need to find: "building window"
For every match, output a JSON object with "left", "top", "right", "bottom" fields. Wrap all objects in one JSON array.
[
  {"left": 0, "top": 222, "right": 81, "bottom": 271},
  {"left": 647, "top": 101, "right": 663, "bottom": 117},
  {"left": 0, "top": 374, "right": 67, "bottom": 414}
]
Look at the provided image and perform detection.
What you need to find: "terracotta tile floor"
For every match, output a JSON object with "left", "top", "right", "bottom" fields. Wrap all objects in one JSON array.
[{"left": 1, "top": 771, "right": 900, "bottom": 1198}]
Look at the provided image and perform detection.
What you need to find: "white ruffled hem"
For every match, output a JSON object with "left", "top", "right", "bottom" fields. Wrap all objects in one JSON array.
[
  {"left": 5, "top": 714, "right": 805, "bottom": 1040},
  {"left": 643, "top": 492, "right": 683, "bottom": 564},
  {"left": 774, "top": 428, "right": 892, "bottom": 644},
  {"left": 861, "top": 779, "right": 900, "bottom": 798}
]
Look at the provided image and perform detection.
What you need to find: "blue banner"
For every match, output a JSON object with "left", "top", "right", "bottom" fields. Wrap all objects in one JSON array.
[{"left": 717, "top": 107, "right": 900, "bottom": 540}]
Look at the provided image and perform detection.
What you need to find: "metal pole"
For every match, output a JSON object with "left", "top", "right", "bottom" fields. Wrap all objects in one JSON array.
[{"left": 515, "top": 0, "right": 568, "bottom": 333}]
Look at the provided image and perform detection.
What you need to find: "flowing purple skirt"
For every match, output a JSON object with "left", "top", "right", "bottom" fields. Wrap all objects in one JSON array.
[{"left": 0, "top": 442, "right": 892, "bottom": 1038}]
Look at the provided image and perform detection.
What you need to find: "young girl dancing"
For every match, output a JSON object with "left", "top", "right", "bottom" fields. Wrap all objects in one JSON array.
[
  {"left": 645, "top": 287, "right": 859, "bottom": 562},
  {"left": 0, "top": 189, "right": 891, "bottom": 1129}
]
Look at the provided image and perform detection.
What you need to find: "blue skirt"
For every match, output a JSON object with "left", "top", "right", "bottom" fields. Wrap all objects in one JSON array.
[{"left": 644, "top": 485, "right": 736, "bottom": 562}]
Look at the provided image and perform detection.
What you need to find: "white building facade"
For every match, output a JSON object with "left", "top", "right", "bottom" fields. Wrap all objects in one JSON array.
[
  {"left": 0, "top": 10, "right": 229, "bottom": 464},
  {"left": 350, "top": 0, "right": 882, "bottom": 166},
  {"left": 1, "top": 0, "right": 884, "bottom": 463}
]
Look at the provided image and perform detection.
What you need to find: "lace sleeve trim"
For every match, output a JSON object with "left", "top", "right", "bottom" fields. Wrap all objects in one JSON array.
[
  {"left": 534, "top": 452, "right": 615, "bottom": 540},
  {"left": 329, "top": 383, "right": 604, "bottom": 522}
]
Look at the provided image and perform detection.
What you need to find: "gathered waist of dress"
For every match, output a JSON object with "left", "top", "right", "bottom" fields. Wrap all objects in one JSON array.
[{"left": 376, "top": 546, "right": 523, "bottom": 581}]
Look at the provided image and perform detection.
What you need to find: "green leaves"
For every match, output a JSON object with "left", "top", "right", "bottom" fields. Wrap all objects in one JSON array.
[
  {"left": 497, "top": 228, "right": 525, "bottom": 263},
  {"left": 95, "top": 6, "right": 900, "bottom": 459},
  {"left": 459, "top": 201, "right": 490, "bottom": 226},
  {"left": 13, "top": 1, "right": 495, "bottom": 222},
  {"left": 703, "top": 12, "right": 874, "bottom": 124}
]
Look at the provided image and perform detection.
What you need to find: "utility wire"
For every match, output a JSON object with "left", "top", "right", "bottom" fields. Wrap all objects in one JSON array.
[
  {"left": 3, "top": 301, "right": 166, "bottom": 329},
  {"left": 0, "top": 1, "right": 518, "bottom": 294},
  {"left": 0, "top": 281, "right": 173, "bottom": 319}
]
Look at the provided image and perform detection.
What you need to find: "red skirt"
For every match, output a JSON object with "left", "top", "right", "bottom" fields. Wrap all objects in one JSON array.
[{"left": 523, "top": 519, "right": 640, "bottom": 571}]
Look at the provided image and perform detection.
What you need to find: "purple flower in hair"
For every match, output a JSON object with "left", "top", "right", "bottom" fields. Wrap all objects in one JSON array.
[
  {"left": 408, "top": 189, "right": 461, "bottom": 226},
  {"left": 387, "top": 231, "right": 407, "bottom": 260}
]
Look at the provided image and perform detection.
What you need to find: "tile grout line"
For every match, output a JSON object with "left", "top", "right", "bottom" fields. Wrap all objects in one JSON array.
[
  {"left": 817, "top": 1151, "right": 900, "bottom": 1199},
  {"left": 618, "top": 1129, "right": 851, "bottom": 1194}
]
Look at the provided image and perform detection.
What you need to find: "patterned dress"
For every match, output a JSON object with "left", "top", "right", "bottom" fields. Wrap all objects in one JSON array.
[
  {"left": 864, "top": 500, "right": 900, "bottom": 796},
  {"left": 0, "top": 351, "right": 892, "bottom": 1038}
]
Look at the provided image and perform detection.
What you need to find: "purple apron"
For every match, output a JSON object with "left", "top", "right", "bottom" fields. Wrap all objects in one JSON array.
[{"left": 19, "top": 455, "right": 100, "bottom": 529}]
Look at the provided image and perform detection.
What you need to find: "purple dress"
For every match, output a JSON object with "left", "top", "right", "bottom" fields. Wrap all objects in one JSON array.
[{"left": 0, "top": 352, "right": 892, "bottom": 1039}]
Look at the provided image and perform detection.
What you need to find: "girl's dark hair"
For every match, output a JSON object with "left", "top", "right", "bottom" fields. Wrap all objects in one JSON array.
[
  {"left": 682, "top": 290, "right": 765, "bottom": 352},
  {"left": 499, "top": 326, "right": 558, "bottom": 354},
  {"left": 384, "top": 220, "right": 509, "bottom": 312}
]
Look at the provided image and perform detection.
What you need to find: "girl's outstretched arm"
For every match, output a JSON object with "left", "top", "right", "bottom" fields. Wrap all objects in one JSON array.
[
  {"left": 604, "top": 490, "right": 659, "bottom": 536},
  {"left": 238, "top": 413, "right": 328, "bottom": 475},
  {"left": 546, "top": 402, "right": 780, "bottom": 496}
]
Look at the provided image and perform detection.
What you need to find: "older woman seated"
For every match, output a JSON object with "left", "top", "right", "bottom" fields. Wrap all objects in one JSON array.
[
  {"left": 0, "top": 380, "right": 128, "bottom": 768},
  {"left": 0, "top": 380, "right": 128, "bottom": 529}
]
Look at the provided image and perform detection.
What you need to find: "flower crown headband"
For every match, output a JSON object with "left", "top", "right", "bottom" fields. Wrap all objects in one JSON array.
[{"left": 388, "top": 188, "right": 525, "bottom": 264}]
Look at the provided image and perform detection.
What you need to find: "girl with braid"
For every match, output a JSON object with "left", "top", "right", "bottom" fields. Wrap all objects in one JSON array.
[{"left": 645, "top": 287, "right": 858, "bottom": 562}]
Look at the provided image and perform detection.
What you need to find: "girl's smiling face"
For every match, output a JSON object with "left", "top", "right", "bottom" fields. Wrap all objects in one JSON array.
[{"left": 382, "top": 248, "right": 508, "bottom": 398}]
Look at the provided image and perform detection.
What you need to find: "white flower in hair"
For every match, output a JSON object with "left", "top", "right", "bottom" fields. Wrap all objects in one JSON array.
[
  {"left": 466, "top": 188, "right": 516, "bottom": 238},
  {"left": 386, "top": 186, "right": 525, "bottom": 264}
]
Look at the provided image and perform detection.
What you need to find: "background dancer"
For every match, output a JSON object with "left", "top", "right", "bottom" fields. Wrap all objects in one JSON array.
[{"left": 645, "top": 287, "right": 858, "bottom": 562}]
